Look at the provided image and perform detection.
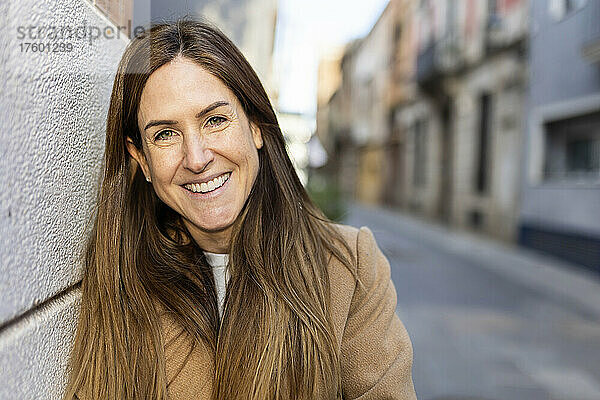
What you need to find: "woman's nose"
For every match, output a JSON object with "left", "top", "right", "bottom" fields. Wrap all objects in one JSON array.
[{"left": 182, "top": 136, "right": 214, "bottom": 173}]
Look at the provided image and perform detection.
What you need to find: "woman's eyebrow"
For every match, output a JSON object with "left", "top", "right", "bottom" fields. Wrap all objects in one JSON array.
[
  {"left": 195, "top": 100, "right": 230, "bottom": 119},
  {"left": 143, "top": 101, "right": 231, "bottom": 131},
  {"left": 144, "top": 119, "right": 178, "bottom": 131}
]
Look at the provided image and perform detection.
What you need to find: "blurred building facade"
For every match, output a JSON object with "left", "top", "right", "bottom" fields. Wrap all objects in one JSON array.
[
  {"left": 316, "top": 1, "right": 410, "bottom": 204},
  {"left": 351, "top": 3, "right": 397, "bottom": 205},
  {"left": 518, "top": 0, "right": 600, "bottom": 270},
  {"left": 315, "top": 46, "right": 345, "bottom": 173},
  {"left": 384, "top": 0, "right": 419, "bottom": 208},
  {"left": 405, "top": 0, "right": 529, "bottom": 241},
  {"left": 318, "top": 0, "right": 529, "bottom": 241},
  {"left": 317, "top": 0, "right": 600, "bottom": 270},
  {"left": 316, "top": 39, "right": 360, "bottom": 199}
]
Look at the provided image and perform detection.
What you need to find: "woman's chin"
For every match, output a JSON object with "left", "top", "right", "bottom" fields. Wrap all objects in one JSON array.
[
  {"left": 190, "top": 216, "right": 235, "bottom": 234},
  {"left": 180, "top": 207, "right": 240, "bottom": 236}
]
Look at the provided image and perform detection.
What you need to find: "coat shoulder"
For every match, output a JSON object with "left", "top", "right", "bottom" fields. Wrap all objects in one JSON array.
[
  {"left": 327, "top": 224, "right": 393, "bottom": 297},
  {"left": 326, "top": 223, "right": 379, "bottom": 273},
  {"left": 326, "top": 223, "right": 360, "bottom": 265},
  {"left": 330, "top": 222, "right": 360, "bottom": 243}
]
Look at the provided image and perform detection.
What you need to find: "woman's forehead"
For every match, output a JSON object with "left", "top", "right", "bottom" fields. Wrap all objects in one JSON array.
[{"left": 137, "top": 57, "right": 241, "bottom": 123}]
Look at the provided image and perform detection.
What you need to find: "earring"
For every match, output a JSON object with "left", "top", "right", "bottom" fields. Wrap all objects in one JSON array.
[{"left": 146, "top": 176, "right": 151, "bottom": 183}]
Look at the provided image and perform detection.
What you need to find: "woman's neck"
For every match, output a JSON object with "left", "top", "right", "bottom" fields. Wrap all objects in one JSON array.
[{"left": 183, "top": 221, "right": 231, "bottom": 254}]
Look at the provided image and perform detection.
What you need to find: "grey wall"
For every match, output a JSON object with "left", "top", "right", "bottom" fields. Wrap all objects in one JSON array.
[
  {"left": 529, "top": 0, "right": 600, "bottom": 107},
  {"left": 520, "top": 0, "right": 600, "bottom": 236},
  {"left": 0, "top": 0, "right": 126, "bottom": 397}
]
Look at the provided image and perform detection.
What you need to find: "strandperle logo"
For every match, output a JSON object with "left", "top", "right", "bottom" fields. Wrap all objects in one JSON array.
[{"left": 16, "top": 20, "right": 146, "bottom": 45}]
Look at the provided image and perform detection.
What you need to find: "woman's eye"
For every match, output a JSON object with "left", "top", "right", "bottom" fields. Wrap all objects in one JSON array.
[
  {"left": 155, "top": 130, "right": 177, "bottom": 141},
  {"left": 206, "top": 116, "right": 227, "bottom": 128}
]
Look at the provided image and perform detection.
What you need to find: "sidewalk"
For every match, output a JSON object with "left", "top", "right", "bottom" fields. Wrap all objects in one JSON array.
[{"left": 346, "top": 202, "right": 600, "bottom": 321}]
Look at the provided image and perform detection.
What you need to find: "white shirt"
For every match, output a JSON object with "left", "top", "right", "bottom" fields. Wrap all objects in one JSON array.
[{"left": 203, "top": 251, "right": 230, "bottom": 318}]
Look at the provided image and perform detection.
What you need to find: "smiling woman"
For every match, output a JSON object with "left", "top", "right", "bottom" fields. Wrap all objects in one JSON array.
[{"left": 63, "top": 19, "right": 417, "bottom": 400}]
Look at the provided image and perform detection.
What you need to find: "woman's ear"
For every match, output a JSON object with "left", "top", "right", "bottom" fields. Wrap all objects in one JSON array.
[
  {"left": 250, "top": 122, "right": 263, "bottom": 150},
  {"left": 126, "top": 137, "right": 152, "bottom": 182}
]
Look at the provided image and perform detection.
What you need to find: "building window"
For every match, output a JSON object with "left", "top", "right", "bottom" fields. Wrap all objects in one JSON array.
[
  {"left": 567, "top": 139, "right": 599, "bottom": 173},
  {"left": 544, "top": 110, "right": 600, "bottom": 181},
  {"left": 488, "top": 0, "right": 498, "bottom": 16},
  {"left": 475, "top": 93, "right": 492, "bottom": 194},
  {"left": 413, "top": 118, "right": 428, "bottom": 187},
  {"left": 548, "top": 0, "right": 587, "bottom": 21},
  {"left": 487, "top": 0, "right": 501, "bottom": 28},
  {"left": 394, "top": 24, "right": 402, "bottom": 43}
]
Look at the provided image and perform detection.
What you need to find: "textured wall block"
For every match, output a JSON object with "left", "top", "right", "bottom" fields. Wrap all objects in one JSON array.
[
  {"left": 0, "top": 289, "right": 81, "bottom": 400},
  {"left": 0, "top": 0, "right": 126, "bottom": 325},
  {"left": 0, "top": 0, "right": 126, "bottom": 396}
]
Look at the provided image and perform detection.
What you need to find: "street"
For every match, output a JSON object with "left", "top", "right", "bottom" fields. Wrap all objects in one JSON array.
[{"left": 342, "top": 203, "right": 600, "bottom": 400}]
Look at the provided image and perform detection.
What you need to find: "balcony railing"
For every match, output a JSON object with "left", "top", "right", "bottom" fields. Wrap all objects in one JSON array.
[{"left": 416, "top": 35, "right": 462, "bottom": 88}]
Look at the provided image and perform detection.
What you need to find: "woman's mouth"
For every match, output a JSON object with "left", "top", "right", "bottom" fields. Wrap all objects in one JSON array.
[{"left": 183, "top": 172, "right": 231, "bottom": 194}]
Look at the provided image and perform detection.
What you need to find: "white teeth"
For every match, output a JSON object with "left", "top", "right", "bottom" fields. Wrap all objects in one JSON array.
[{"left": 185, "top": 173, "right": 230, "bottom": 193}]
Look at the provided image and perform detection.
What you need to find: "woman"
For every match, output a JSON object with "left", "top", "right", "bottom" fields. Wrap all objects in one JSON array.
[{"left": 64, "top": 19, "right": 417, "bottom": 400}]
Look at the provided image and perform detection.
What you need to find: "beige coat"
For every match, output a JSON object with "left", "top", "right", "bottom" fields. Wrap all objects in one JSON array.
[{"left": 161, "top": 224, "right": 417, "bottom": 399}]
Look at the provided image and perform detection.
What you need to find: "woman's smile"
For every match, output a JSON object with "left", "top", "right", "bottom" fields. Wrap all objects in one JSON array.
[{"left": 181, "top": 171, "right": 232, "bottom": 199}]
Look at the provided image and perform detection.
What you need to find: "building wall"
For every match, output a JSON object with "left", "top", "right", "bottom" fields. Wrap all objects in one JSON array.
[
  {"left": 389, "top": 0, "right": 418, "bottom": 108},
  {"left": 0, "top": 0, "right": 127, "bottom": 398},
  {"left": 520, "top": 0, "right": 600, "bottom": 269},
  {"left": 351, "top": 4, "right": 393, "bottom": 146},
  {"left": 397, "top": 98, "right": 442, "bottom": 217},
  {"left": 400, "top": 0, "right": 527, "bottom": 241},
  {"left": 383, "top": 0, "right": 417, "bottom": 208},
  {"left": 351, "top": 3, "right": 394, "bottom": 204},
  {"left": 452, "top": 53, "right": 526, "bottom": 240},
  {"left": 316, "top": 48, "right": 344, "bottom": 155},
  {"left": 328, "top": 40, "right": 360, "bottom": 199},
  {"left": 357, "top": 145, "right": 387, "bottom": 204}
]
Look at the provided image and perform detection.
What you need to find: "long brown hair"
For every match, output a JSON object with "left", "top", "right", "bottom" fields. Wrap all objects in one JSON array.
[{"left": 64, "top": 19, "right": 357, "bottom": 399}]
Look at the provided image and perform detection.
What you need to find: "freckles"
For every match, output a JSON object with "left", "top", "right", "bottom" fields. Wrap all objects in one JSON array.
[{"left": 145, "top": 154, "right": 170, "bottom": 178}]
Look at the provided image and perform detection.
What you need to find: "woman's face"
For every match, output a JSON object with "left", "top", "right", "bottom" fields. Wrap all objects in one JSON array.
[{"left": 127, "top": 56, "right": 263, "bottom": 249}]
